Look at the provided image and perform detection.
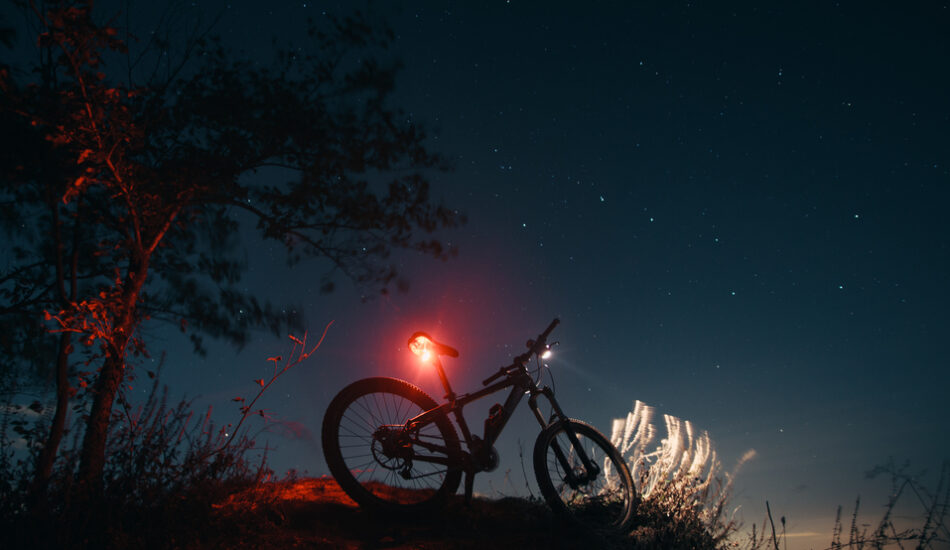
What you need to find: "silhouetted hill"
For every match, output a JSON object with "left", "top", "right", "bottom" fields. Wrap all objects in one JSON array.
[{"left": 208, "top": 477, "right": 631, "bottom": 549}]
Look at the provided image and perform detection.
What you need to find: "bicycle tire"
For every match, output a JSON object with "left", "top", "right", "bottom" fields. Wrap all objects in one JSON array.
[
  {"left": 322, "top": 377, "right": 462, "bottom": 512},
  {"left": 533, "top": 418, "right": 636, "bottom": 531}
]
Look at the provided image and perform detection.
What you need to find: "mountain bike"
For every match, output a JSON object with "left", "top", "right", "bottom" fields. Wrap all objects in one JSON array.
[{"left": 321, "top": 318, "right": 636, "bottom": 531}]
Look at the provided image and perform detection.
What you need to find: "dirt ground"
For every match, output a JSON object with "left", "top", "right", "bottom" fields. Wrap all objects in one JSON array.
[{"left": 208, "top": 477, "right": 627, "bottom": 549}]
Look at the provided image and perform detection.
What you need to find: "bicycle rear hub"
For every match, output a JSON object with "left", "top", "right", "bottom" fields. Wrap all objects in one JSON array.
[{"left": 371, "top": 426, "right": 412, "bottom": 470}]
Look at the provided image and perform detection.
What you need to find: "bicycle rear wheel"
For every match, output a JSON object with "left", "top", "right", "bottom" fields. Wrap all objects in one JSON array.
[
  {"left": 533, "top": 419, "right": 636, "bottom": 531},
  {"left": 322, "top": 377, "right": 462, "bottom": 512}
]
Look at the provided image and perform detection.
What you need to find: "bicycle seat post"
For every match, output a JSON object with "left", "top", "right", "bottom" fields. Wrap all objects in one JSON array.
[
  {"left": 432, "top": 357, "right": 456, "bottom": 402},
  {"left": 407, "top": 332, "right": 459, "bottom": 402}
]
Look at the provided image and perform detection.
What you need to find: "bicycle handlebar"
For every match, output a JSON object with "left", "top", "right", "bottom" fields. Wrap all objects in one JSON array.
[
  {"left": 482, "top": 318, "right": 560, "bottom": 386},
  {"left": 537, "top": 318, "right": 560, "bottom": 345}
]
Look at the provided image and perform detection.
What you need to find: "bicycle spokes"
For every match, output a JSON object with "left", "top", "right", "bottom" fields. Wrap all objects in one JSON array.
[{"left": 336, "top": 391, "right": 453, "bottom": 502}]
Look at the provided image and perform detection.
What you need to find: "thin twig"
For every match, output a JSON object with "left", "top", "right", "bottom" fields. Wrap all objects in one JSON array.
[{"left": 217, "top": 320, "right": 333, "bottom": 454}]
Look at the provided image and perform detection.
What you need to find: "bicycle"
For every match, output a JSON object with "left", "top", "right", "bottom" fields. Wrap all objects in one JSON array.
[{"left": 321, "top": 318, "right": 636, "bottom": 531}]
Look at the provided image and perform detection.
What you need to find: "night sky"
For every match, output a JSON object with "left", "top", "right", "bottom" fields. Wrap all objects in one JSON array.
[{"left": 15, "top": 2, "right": 950, "bottom": 547}]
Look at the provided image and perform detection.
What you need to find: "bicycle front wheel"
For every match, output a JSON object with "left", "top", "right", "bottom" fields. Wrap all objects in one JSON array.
[
  {"left": 533, "top": 419, "right": 636, "bottom": 531},
  {"left": 322, "top": 377, "right": 462, "bottom": 513}
]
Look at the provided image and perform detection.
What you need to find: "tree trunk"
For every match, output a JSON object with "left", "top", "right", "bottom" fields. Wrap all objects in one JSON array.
[
  {"left": 77, "top": 349, "right": 126, "bottom": 489},
  {"left": 33, "top": 191, "right": 80, "bottom": 503},
  {"left": 77, "top": 256, "right": 148, "bottom": 490},
  {"left": 33, "top": 331, "right": 72, "bottom": 495}
]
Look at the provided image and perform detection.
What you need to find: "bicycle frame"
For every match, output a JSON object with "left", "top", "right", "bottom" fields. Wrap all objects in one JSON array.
[{"left": 402, "top": 353, "right": 600, "bottom": 495}]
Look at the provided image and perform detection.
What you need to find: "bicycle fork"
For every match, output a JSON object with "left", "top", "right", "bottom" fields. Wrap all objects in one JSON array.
[{"left": 528, "top": 387, "right": 601, "bottom": 488}]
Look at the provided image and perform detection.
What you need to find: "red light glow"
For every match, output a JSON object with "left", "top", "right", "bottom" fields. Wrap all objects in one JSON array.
[{"left": 408, "top": 334, "right": 434, "bottom": 362}]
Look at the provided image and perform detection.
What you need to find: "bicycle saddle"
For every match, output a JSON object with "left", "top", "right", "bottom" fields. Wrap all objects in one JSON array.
[{"left": 408, "top": 332, "right": 459, "bottom": 358}]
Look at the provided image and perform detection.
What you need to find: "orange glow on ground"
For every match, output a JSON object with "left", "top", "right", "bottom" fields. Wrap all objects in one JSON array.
[{"left": 212, "top": 477, "right": 358, "bottom": 513}]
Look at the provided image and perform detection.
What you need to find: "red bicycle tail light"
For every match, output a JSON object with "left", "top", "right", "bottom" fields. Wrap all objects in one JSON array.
[{"left": 409, "top": 334, "right": 434, "bottom": 362}]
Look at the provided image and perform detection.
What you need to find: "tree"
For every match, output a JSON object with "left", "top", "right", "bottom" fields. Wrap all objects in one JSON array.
[
  {"left": 1, "top": 0, "right": 462, "bottom": 493},
  {"left": 0, "top": 6, "right": 85, "bottom": 495}
]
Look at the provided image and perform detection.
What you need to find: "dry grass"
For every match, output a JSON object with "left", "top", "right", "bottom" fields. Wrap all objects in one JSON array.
[
  {"left": 3, "top": 375, "right": 946, "bottom": 549},
  {"left": 824, "top": 459, "right": 950, "bottom": 550},
  {"left": 0, "top": 332, "right": 329, "bottom": 550},
  {"left": 610, "top": 400, "right": 756, "bottom": 548},
  {"left": 610, "top": 401, "right": 949, "bottom": 550}
]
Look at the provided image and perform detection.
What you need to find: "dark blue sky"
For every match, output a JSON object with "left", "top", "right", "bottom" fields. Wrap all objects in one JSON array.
[{"left": 18, "top": 1, "right": 944, "bottom": 547}]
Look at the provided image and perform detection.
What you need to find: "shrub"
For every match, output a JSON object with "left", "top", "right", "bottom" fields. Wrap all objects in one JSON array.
[
  {"left": 0, "top": 329, "right": 329, "bottom": 549},
  {"left": 611, "top": 400, "right": 756, "bottom": 549}
]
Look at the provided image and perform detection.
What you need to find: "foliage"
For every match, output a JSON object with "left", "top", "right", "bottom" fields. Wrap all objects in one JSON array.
[{"left": 1, "top": 0, "right": 461, "bottom": 490}]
